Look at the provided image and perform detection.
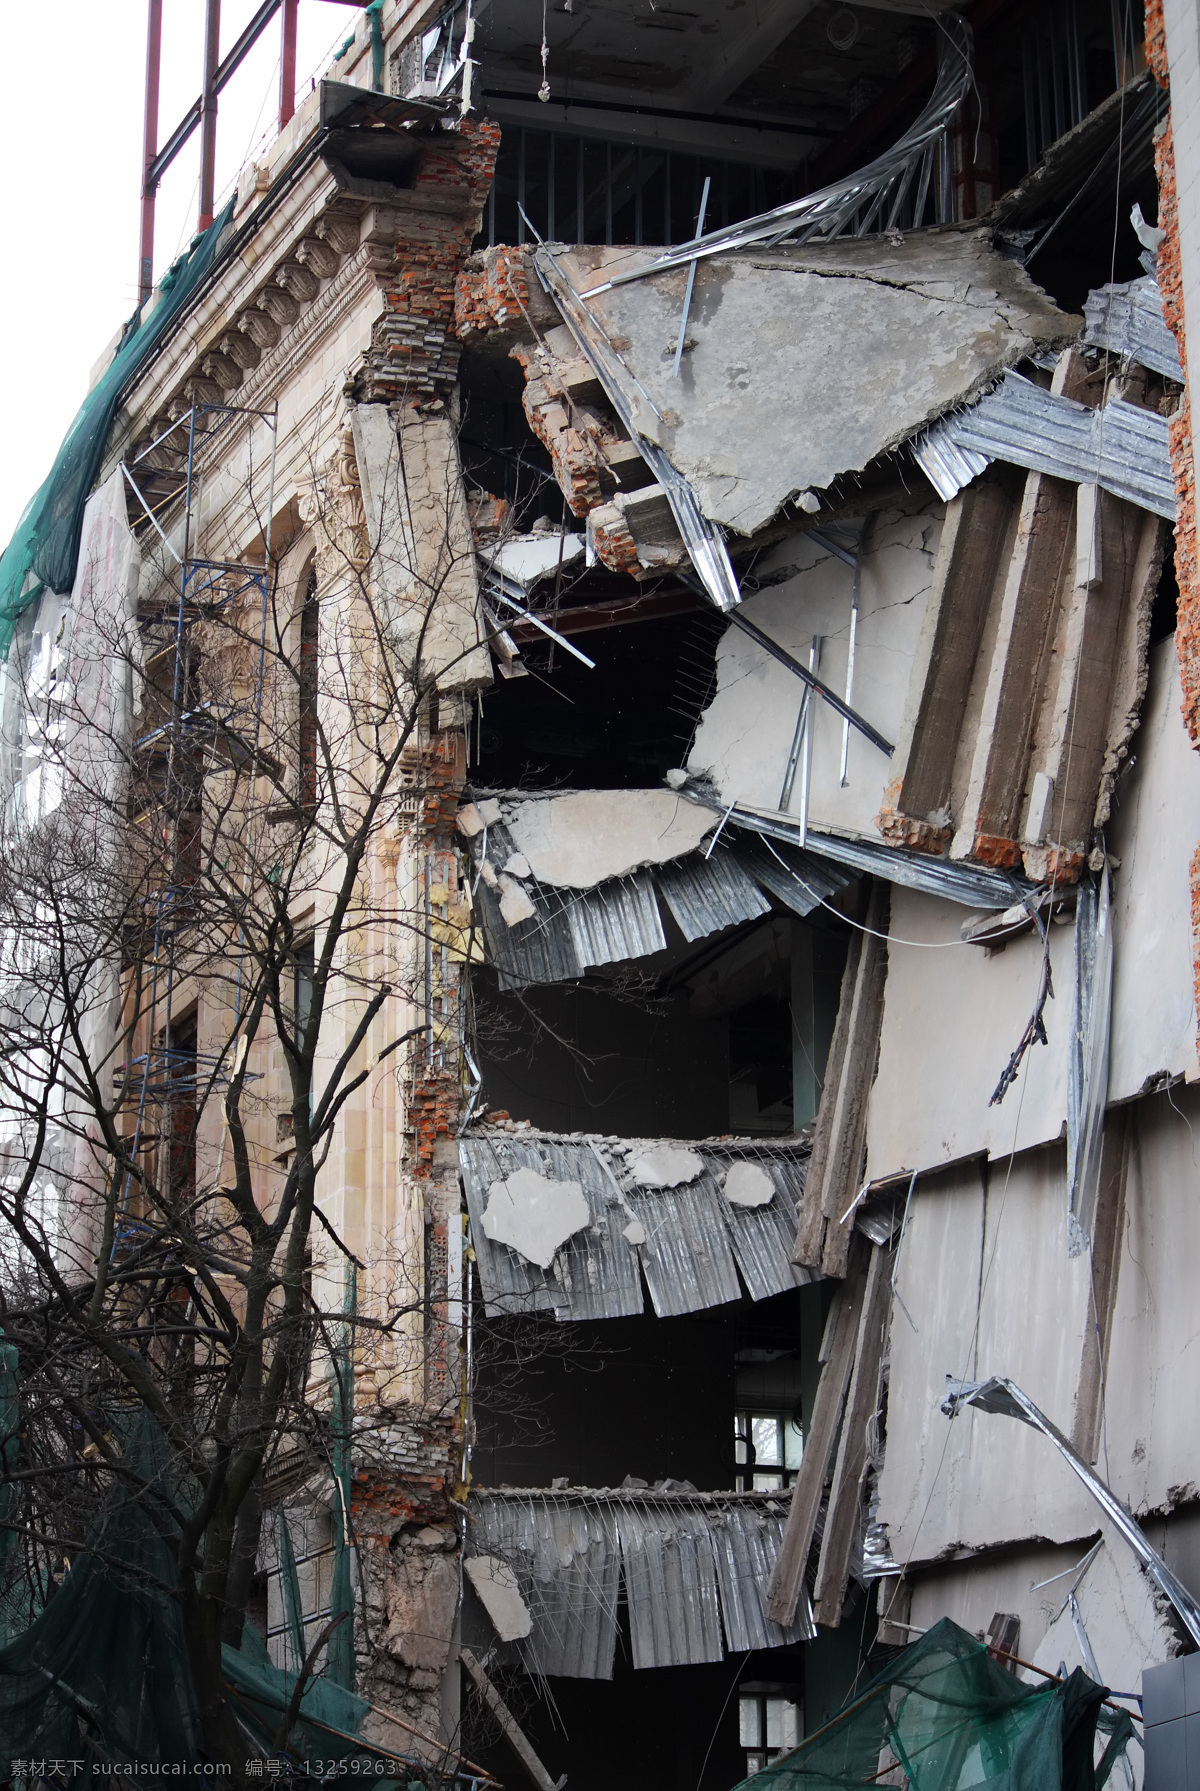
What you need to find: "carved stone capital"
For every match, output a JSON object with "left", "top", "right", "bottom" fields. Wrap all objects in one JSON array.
[
  {"left": 200, "top": 348, "right": 243, "bottom": 390},
  {"left": 275, "top": 260, "right": 321, "bottom": 304},
  {"left": 218, "top": 329, "right": 260, "bottom": 371},
  {"left": 238, "top": 306, "right": 281, "bottom": 353},
  {"left": 258, "top": 283, "right": 300, "bottom": 329},
  {"left": 294, "top": 235, "right": 341, "bottom": 280},
  {"left": 315, "top": 210, "right": 362, "bottom": 258}
]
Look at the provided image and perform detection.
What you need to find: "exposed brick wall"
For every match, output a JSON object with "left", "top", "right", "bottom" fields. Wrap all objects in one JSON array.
[
  {"left": 357, "top": 119, "right": 501, "bottom": 406},
  {"left": 454, "top": 246, "right": 666, "bottom": 575},
  {"left": 1146, "top": 0, "right": 1200, "bottom": 1056}
]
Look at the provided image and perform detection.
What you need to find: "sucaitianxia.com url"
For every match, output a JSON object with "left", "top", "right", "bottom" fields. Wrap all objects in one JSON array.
[{"left": 8, "top": 1765, "right": 233, "bottom": 1779}]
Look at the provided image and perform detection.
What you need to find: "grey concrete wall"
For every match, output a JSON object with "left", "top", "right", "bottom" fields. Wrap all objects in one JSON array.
[
  {"left": 864, "top": 638, "right": 1199, "bottom": 1183},
  {"left": 688, "top": 504, "right": 940, "bottom": 837},
  {"left": 1107, "top": 636, "right": 1200, "bottom": 1099}
]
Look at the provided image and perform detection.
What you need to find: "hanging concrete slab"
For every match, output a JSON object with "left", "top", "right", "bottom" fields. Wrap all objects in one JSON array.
[{"left": 541, "top": 232, "right": 1076, "bottom": 537}]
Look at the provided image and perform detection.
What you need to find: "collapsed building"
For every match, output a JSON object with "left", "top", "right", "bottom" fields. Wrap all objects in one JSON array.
[{"left": 4, "top": 0, "right": 1200, "bottom": 1782}]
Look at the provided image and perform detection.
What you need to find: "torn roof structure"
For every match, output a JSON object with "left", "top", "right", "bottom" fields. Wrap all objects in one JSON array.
[
  {"left": 6, "top": 0, "right": 1199, "bottom": 1780},
  {"left": 547, "top": 232, "right": 1077, "bottom": 536},
  {"left": 460, "top": 1129, "right": 816, "bottom": 1319},
  {"left": 463, "top": 1487, "right": 814, "bottom": 1679}
]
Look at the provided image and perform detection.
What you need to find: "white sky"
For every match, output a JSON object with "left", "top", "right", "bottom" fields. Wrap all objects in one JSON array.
[{"left": 0, "top": 1, "right": 365, "bottom": 546}]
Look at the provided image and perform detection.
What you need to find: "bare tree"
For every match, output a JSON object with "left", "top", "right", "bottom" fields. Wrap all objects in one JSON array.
[{"left": 0, "top": 400, "right": 491, "bottom": 1775}]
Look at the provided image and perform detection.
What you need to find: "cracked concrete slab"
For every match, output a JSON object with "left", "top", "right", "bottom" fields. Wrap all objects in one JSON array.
[
  {"left": 555, "top": 232, "right": 1076, "bottom": 535},
  {"left": 464, "top": 1555, "right": 534, "bottom": 1641},
  {"left": 502, "top": 788, "right": 715, "bottom": 888}
]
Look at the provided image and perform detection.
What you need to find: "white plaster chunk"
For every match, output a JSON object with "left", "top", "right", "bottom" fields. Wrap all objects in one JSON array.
[
  {"left": 479, "top": 859, "right": 498, "bottom": 887},
  {"left": 456, "top": 803, "right": 485, "bottom": 838},
  {"left": 722, "top": 1162, "right": 775, "bottom": 1207},
  {"left": 503, "top": 788, "right": 714, "bottom": 888},
  {"left": 481, "top": 1167, "right": 590, "bottom": 1269},
  {"left": 630, "top": 1145, "right": 704, "bottom": 1188},
  {"left": 502, "top": 853, "right": 532, "bottom": 879},
  {"left": 464, "top": 1555, "right": 533, "bottom": 1642},
  {"left": 484, "top": 534, "right": 585, "bottom": 586},
  {"left": 476, "top": 798, "right": 503, "bottom": 825},
  {"left": 623, "top": 1220, "right": 647, "bottom": 1246},
  {"left": 497, "top": 874, "right": 536, "bottom": 927}
]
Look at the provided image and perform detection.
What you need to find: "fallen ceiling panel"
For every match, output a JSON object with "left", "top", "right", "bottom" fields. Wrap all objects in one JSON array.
[
  {"left": 459, "top": 1132, "right": 811, "bottom": 1319},
  {"left": 539, "top": 231, "right": 1076, "bottom": 537},
  {"left": 466, "top": 1488, "right": 814, "bottom": 1678}
]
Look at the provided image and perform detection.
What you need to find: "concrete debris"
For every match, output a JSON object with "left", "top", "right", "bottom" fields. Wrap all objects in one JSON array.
[
  {"left": 481, "top": 533, "right": 585, "bottom": 586},
  {"left": 480, "top": 1166, "right": 591, "bottom": 1269},
  {"left": 722, "top": 1162, "right": 775, "bottom": 1207},
  {"left": 543, "top": 233, "right": 1075, "bottom": 537},
  {"left": 629, "top": 1145, "right": 704, "bottom": 1188},
  {"left": 464, "top": 1554, "right": 534, "bottom": 1641},
  {"left": 501, "top": 789, "right": 715, "bottom": 889},
  {"left": 622, "top": 1220, "right": 647, "bottom": 1246},
  {"left": 456, "top": 802, "right": 485, "bottom": 838},
  {"left": 501, "top": 853, "right": 531, "bottom": 879},
  {"left": 496, "top": 874, "right": 536, "bottom": 927}
]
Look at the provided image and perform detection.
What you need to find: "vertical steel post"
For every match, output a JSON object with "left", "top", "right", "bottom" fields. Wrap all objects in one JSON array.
[
  {"left": 279, "top": 0, "right": 299, "bottom": 130},
  {"left": 138, "top": 0, "right": 163, "bottom": 304},
  {"left": 198, "top": 0, "right": 222, "bottom": 231}
]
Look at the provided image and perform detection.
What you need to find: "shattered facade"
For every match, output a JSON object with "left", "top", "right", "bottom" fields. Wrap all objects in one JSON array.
[{"left": 7, "top": 0, "right": 1200, "bottom": 1783}]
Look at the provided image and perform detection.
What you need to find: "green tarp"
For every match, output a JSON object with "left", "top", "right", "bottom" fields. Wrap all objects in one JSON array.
[
  {"left": 0, "top": 202, "right": 235, "bottom": 657},
  {"left": 737, "top": 1617, "right": 1134, "bottom": 1791}
]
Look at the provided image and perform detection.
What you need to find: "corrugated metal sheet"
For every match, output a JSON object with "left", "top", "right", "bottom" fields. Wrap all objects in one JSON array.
[
  {"left": 909, "top": 428, "right": 991, "bottom": 505},
  {"left": 467, "top": 1489, "right": 814, "bottom": 1677},
  {"left": 468, "top": 1492, "right": 622, "bottom": 1679},
  {"left": 460, "top": 1134, "right": 644, "bottom": 1322},
  {"left": 459, "top": 1133, "right": 808, "bottom": 1320},
  {"left": 709, "top": 1502, "right": 812, "bottom": 1651},
  {"left": 564, "top": 871, "right": 666, "bottom": 969},
  {"left": 732, "top": 809, "right": 1030, "bottom": 910},
  {"left": 1083, "top": 276, "right": 1184, "bottom": 382},
  {"left": 912, "top": 373, "right": 1176, "bottom": 519},
  {"left": 736, "top": 836, "right": 852, "bottom": 919},
  {"left": 465, "top": 815, "right": 786, "bottom": 987},
  {"left": 620, "top": 1505, "right": 724, "bottom": 1667},
  {"left": 656, "top": 847, "right": 771, "bottom": 940}
]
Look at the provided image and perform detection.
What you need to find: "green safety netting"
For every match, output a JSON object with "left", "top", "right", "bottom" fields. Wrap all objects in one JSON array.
[
  {"left": 737, "top": 1618, "right": 1134, "bottom": 1791},
  {"left": 0, "top": 1417, "right": 425, "bottom": 1778},
  {"left": 0, "top": 201, "right": 236, "bottom": 657}
]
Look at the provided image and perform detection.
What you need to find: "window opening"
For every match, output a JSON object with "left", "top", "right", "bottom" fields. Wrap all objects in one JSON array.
[
  {"left": 734, "top": 1409, "right": 803, "bottom": 1491},
  {"left": 739, "top": 1685, "right": 802, "bottom": 1776}
]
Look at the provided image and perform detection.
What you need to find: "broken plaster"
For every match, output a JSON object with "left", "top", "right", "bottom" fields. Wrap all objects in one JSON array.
[
  {"left": 630, "top": 1144, "right": 704, "bottom": 1187},
  {"left": 722, "top": 1161, "right": 775, "bottom": 1207},
  {"left": 552, "top": 233, "right": 1076, "bottom": 537},
  {"left": 501, "top": 788, "right": 715, "bottom": 889},
  {"left": 480, "top": 1167, "right": 591, "bottom": 1269},
  {"left": 464, "top": 1554, "right": 534, "bottom": 1642}
]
